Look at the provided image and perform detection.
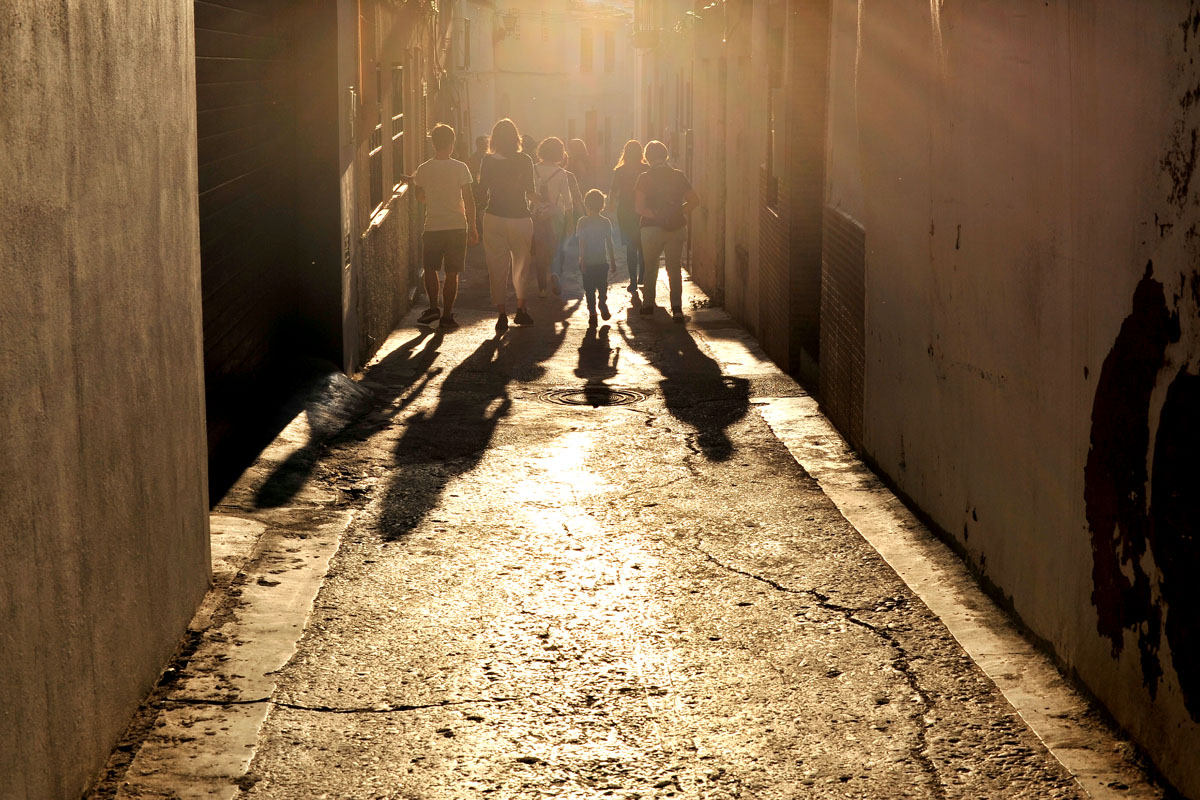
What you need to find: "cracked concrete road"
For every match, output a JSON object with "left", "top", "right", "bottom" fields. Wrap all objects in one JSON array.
[
  {"left": 106, "top": 264, "right": 1099, "bottom": 799},
  {"left": 207, "top": 267, "right": 1088, "bottom": 800}
]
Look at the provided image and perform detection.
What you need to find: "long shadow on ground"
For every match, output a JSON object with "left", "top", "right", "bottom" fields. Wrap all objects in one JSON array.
[
  {"left": 377, "top": 300, "right": 580, "bottom": 540},
  {"left": 252, "top": 329, "right": 445, "bottom": 509},
  {"left": 619, "top": 308, "right": 750, "bottom": 461}
]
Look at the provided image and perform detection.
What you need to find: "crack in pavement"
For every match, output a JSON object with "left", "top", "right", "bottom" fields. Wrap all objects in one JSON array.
[
  {"left": 167, "top": 695, "right": 530, "bottom": 714},
  {"left": 612, "top": 474, "right": 690, "bottom": 501},
  {"left": 692, "top": 539, "right": 949, "bottom": 800}
]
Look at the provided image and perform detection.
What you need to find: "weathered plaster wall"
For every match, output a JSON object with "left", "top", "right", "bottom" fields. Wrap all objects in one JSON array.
[
  {"left": 711, "top": 0, "right": 767, "bottom": 337},
  {"left": 825, "top": 1, "right": 1200, "bottom": 793},
  {"left": 0, "top": 3, "right": 210, "bottom": 798}
]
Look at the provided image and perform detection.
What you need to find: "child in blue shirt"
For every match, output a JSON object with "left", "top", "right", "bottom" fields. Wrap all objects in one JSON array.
[{"left": 574, "top": 189, "right": 617, "bottom": 325}]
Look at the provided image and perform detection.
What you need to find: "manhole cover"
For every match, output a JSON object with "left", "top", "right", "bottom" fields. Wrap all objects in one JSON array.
[{"left": 538, "top": 387, "right": 648, "bottom": 408}]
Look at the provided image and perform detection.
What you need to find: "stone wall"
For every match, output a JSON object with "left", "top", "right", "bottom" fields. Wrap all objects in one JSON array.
[
  {"left": 0, "top": 3, "right": 211, "bottom": 797},
  {"left": 824, "top": 1, "right": 1200, "bottom": 793}
]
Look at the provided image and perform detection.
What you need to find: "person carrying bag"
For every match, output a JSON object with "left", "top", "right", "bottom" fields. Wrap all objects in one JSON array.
[{"left": 531, "top": 137, "right": 571, "bottom": 297}]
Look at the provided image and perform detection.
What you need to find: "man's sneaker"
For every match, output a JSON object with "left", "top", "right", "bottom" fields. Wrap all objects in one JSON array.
[
  {"left": 672, "top": 308, "right": 685, "bottom": 324},
  {"left": 496, "top": 313, "right": 509, "bottom": 333},
  {"left": 417, "top": 306, "right": 441, "bottom": 325},
  {"left": 599, "top": 302, "right": 611, "bottom": 321},
  {"left": 639, "top": 304, "right": 655, "bottom": 316},
  {"left": 440, "top": 313, "right": 459, "bottom": 329},
  {"left": 514, "top": 308, "right": 534, "bottom": 326}
]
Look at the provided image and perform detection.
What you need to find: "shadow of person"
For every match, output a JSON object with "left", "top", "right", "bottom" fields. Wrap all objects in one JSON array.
[
  {"left": 576, "top": 324, "right": 619, "bottom": 380},
  {"left": 574, "top": 324, "right": 620, "bottom": 406},
  {"left": 377, "top": 306, "right": 577, "bottom": 541},
  {"left": 253, "top": 329, "right": 444, "bottom": 509},
  {"left": 618, "top": 310, "right": 749, "bottom": 461}
]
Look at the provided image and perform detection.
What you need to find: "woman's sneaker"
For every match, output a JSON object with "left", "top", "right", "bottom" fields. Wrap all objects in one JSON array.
[
  {"left": 514, "top": 308, "right": 534, "bottom": 326},
  {"left": 440, "top": 314, "right": 459, "bottom": 330},
  {"left": 672, "top": 308, "right": 685, "bottom": 324},
  {"left": 417, "top": 306, "right": 441, "bottom": 325},
  {"left": 496, "top": 313, "right": 509, "bottom": 333}
]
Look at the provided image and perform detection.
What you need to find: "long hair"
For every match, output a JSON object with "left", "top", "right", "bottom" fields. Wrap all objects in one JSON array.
[
  {"left": 488, "top": 118, "right": 521, "bottom": 157},
  {"left": 567, "top": 138, "right": 592, "bottom": 175},
  {"left": 615, "top": 139, "right": 647, "bottom": 170}
]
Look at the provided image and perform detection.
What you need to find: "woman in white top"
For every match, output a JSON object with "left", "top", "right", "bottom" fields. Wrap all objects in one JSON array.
[{"left": 531, "top": 137, "right": 573, "bottom": 296}]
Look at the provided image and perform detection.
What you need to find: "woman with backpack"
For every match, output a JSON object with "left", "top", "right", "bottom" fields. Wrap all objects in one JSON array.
[
  {"left": 479, "top": 118, "right": 537, "bottom": 331},
  {"left": 531, "top": 137, "right": 572, "bottom": 297},
  {"left": 635, "top": 140, "right": 700, "bottom": 323},
  {"left": 608, "top": 139, "right": 650, "bottom": 296}
]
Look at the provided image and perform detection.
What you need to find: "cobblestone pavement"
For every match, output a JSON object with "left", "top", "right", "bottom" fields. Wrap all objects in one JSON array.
[
  {"left": 101, "top": 256, "right": 1103, "bottom": 800},
  {"left": 192, "top": 260, "right": 1087, "bottom": 800}
]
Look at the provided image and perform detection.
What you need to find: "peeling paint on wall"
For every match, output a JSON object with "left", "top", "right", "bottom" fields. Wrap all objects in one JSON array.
[
  {"left": 1149, "top": 368, "right": 1200, "bottom": 719},
  {"left": 1083, "top": 263, "right": 1200, "bottom": 718}
]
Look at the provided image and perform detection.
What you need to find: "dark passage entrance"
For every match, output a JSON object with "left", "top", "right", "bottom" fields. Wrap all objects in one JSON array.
[{"left": 195, "top": 0, "right": 341, "bottom": 501}]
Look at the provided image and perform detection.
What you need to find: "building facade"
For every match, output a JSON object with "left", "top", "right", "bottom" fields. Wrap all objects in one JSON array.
[
  {"left": 449, "top": 0, "right": 635, "bottom": 184},
  {"left": 197, "top": 0, "right": 447, "bottom": 498},
  {"left": 635, "top": 1, "right": 1200, "bottom": 795},
  {"left": 636, "top": 0, "right": 826, "bottom": 382}
]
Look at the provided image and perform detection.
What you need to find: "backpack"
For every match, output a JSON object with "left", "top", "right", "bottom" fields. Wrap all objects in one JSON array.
[
  {"left": 645, "top": 166, "right": 687, "bottom": 232},
  {"left": 533, "top": 166, "right": 564, "bottom": 220}
]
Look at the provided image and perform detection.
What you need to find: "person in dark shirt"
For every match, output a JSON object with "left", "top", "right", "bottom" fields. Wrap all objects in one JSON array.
[
  {"left": 479, "top": 118, "right": 537, "bottom": 331},
  {"left": 567, "top": 138, "right": 595, "bottom": 192},
  {"left": 635, "top": 140, "right": 700, "bottom": 323},
  {"left": 521, "top": 135, "right": 539, "bottom": 159},
  {"left": 608, "top": 139, "right": 650, "bottom": 296}
]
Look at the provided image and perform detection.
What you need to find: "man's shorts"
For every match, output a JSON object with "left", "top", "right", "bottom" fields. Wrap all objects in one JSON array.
[{"left": 423, "top": 229, "right": 468, "bottom": 274}]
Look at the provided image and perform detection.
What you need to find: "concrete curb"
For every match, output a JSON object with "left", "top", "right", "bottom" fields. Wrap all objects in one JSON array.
[{"left": 114, "top": 509, "right": 351, "bottom": 800}]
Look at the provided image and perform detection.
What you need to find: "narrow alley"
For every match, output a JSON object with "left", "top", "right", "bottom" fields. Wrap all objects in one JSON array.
[
  {"left": 7, "top": 3, "right": 1200, "bottom": 799},
  {"left": 93, "top": 270, "right": 1141, "bottom": 799}
]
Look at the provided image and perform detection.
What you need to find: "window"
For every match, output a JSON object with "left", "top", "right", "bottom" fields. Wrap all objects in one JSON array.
[
  {"left": 370, "top": 66, "right": 384, "bottom": 212},
  {"left": 604, "top": 30, "right": 615, "bottom": 73},
  {"left": 391, "top": 64, "right": 405, "bottom": 186},
  {"left": 581, "top": 28, "right": 593, "bottom": 73},
  {"left": 457, "top": 19, "right": 471, "bottom": 71},
  {"left": 603, "top": 115, "right": 611, "bottom": 167},
  {"left": 501, "top": 12, "right": 520, "bottom": 40}
]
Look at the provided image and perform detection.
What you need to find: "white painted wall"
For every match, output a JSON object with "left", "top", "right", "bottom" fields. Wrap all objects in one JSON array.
[{"left": 825, "top": 2, "right": 1200, "bottom": 794}]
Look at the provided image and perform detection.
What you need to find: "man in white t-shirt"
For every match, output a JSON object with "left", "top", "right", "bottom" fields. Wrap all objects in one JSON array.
[{"left": 412, "top": 124, "right": 478, "bottom": 329}]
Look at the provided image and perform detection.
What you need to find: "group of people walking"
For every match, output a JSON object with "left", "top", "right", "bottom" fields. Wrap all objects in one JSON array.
[{"left": 410, "top": 118, "right": 699, "bottom": 332}]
